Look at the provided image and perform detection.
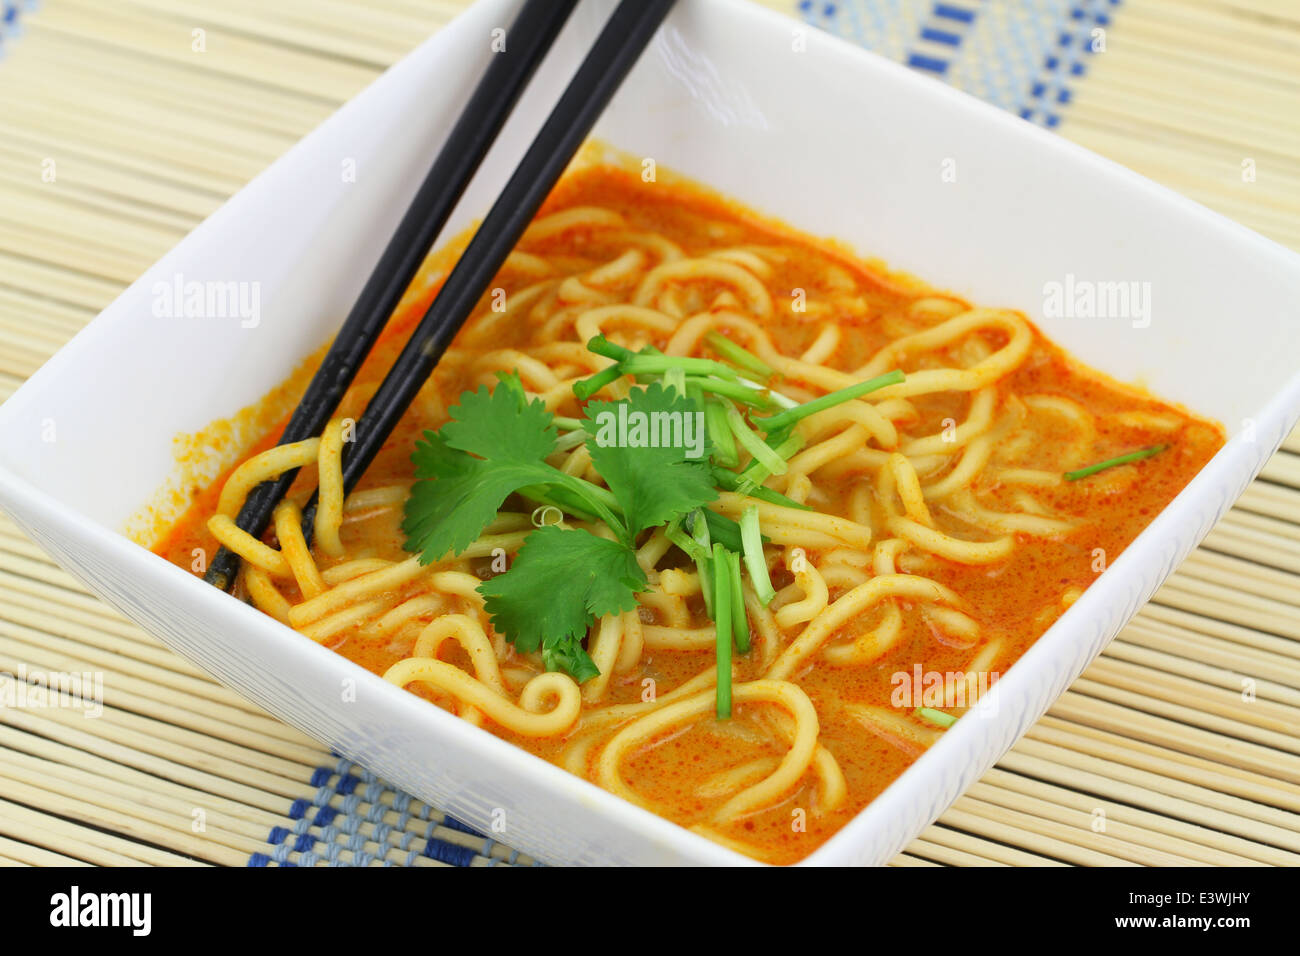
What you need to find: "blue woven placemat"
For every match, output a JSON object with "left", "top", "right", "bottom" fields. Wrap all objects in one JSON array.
[
  {"left": 0, "top": 1, "right": 36, "bottom": 53},
  {"left": 246, "top": 756, "right": 537, "bottom": 867},
  {"left": 799, "top": 0, "right": 1117, "bottom": 126}
]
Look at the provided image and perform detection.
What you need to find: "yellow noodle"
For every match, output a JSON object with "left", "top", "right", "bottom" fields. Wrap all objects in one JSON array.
[
  {"left": 595, "top": 680, "right": 819, "bottom": 822},
  {"left": 884, "top": 516, "right": 1015, "bottom": 564},
  {"left": 289, "top": 556, "right": 427, "bottom": 628},
  {"left": 768, "top": 575, "right": 965, "bottom": 680},
  {"left": 313, "top": 418, "right": 347, "bottom": 558},
  {"left": 773, "top": 559, "right": 829, "bottom": 630},
  {"left": 384, "top": 659, "right": 581, "bottom": 738},
  {"left": 241, "top": 564, "right": 292, "bottom": 624},
  {"left": 712, "top": 492, "right": 872, "bottom": 550},
  {"left": 207, "top": 514, "right": 290, "bottom": 577},
  {"left": 273, "top": 500, "right": 325, "bottom": 599},
  {"left": 522, "top": 206, "right": 625, "bottom": 244},
  {"left": 215, "top": 438, "right": 320, "bottom": 519}
]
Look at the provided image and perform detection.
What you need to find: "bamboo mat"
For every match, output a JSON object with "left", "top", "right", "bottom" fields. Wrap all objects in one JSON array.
[{"left": 0, "top": 0, "right": 1298, "bottom": 867}]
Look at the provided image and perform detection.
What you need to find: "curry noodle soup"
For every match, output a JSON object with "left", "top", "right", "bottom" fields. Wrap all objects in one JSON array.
[{"left": 156, "top": 162, "right": 1223, "bottom": 864}]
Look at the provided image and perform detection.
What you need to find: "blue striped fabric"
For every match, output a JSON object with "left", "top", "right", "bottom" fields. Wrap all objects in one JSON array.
[
  {"left": 798, "top": 0, "right": 1119, "bottom": 127},
  {"left": 246, "top": 756, "right": 538, "bottom": 867},
  {"left": 0, "top": 1, "right": 38, "bottom": 54}
]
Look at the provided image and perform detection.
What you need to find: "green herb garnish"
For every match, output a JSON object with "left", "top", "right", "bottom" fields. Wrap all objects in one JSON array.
[
  {"left": 403, "top": 375, "right": 715, "bottom": 681},
  {"left": 914, "top": 707, "right": 957, "bottom": 729},
  {"left": 739, "top": 505, "right": 776, "bottom": 607},
  {"left": 1064, "top": 444, "right": 1167, "bottom": 481},
  {"left": 751, "top": 369, "right": 904, "bottom": 433},
  {"left": 725, "top": 547, "right": 749, "bottom": 653},
  {"left": 404, "top": 353, "right": 905, "bottom": 717},
  {"left": 705, "top": 330, "right": 774, "bottom": 380},
  {"left": 713, "top": 541, "right": 733, "bottom": 720},
  {"left": 479, "top": 527, "right": 643, "bottom": 682}
]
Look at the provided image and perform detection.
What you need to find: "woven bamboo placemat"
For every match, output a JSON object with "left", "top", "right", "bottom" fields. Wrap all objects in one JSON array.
[{"left": 0, "top": 0, "right": 1298, "bottom": 867}]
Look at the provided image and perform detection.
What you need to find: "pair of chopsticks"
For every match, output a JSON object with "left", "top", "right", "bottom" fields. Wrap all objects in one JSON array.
[{"left": 206, "top": 0, "right": 677, "bottom": 592}]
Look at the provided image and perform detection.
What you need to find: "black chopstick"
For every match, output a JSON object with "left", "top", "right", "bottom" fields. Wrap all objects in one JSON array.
[
  {"left": 298, "top": 0, "right": 676, "bottom": 541},
  {"left": 204, "top": 0, "right": 580, "bottom": 592}
]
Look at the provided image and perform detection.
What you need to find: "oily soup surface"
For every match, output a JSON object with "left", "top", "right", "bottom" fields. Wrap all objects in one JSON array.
[{"left": 158, "top": 166, "right": 1223, "bottom": 864}]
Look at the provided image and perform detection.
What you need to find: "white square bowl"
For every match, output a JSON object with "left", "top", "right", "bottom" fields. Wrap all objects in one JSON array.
[{"left": 2, "top": 0, "right": 1299, "bottom": 866}]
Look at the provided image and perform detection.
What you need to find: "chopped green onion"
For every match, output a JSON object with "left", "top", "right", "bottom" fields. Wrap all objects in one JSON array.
[
  {"left": 705, "top": 399, "right": 738, "bottom": 468},
  {"left": 690, "top": 375, "right": 778, "bottom": 408},
  {"left": 572, "top": 365, "right": 624, "bottom": 400},
  {"left": 551, "top": 416, "right": 585, "bottom": 432},
  {"left": 663, "top": 366, "right": 687, "bottom": 397},
  {"left": 670, "top": 510, "right": 716, "bottom": 618},
  {"left": 752, "top": 369, "right": 905, "bottom": 434},
  {"left": 739, "top": 506, "right": 776, "bottom": 606},
  {"left": 705, "top": 331, "right": 775, "bottom": 380},
  {"left": 689, "top": 509, "right": 712, "bottom": 547},
  {"left": 734, "top": 433, "right": 804, "bottom": 494},
  {"left": 914, "top": 707, "right": 957, "bottom": 729},
  {"left": 726, "top": 548, "right": 750, "bottom": 653},
  {"left": 552, "top": 429, "right": 587, "bottom": 453},
  {"left": 727, "top": 406, "right": 787, "bottom": 475},
  {"left": 1064, "top": 444, "right": 1168, "bottom": 481},
  {"left": 493, "top": 370, "right": 528, "bottom": 404},
  {"left": 585, "top": 335, "right": 636, "bottom": 363},
  {"left": 620, "top": 354, "right": 740, "bottom": 380},
  {"left": 712, "top": 466, "right": 812, "bottom": 511},
  {"left": 712, "top": 542, "right": 733, "bottom": 719},
  {"left": 702, "top": 509, "right": 746, "bottom": 553}
]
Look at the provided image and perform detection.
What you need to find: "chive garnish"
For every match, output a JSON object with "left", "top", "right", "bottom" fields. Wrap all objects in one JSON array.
[
  {"left": 585, "top": 334, "right": 636, "bottom": 363},
  {"left": 705, "top": 330, "right": 775, "bottom": 380},
  {"left": 734, "top": 433, "right": 803, "bottom": 494},
  {"left": 701, "top": 509, "right": 746, "bottom": 553},
  {"left": 667, "top": 510, "right": 717, "bottom": 618},
  {"left": 620, "top": 354, "right": 740, "bottom": 380},
  {"left": 712, "top": 466, "right": 812, "bottom": 511},
  {"left": 572, "top": 365, "right": 624, "bottom": 400},
  {"left": 1064, "top": 444, "right": 1168, "bottom": 481},
  {"left": 727, "top": 405, "right": 787, "bottom": 474},
  {"left": 915, "top": 707, "right": 957, "bottom": 729},
  {"left": 662, "top": 366, "right": 687, "bottom": 397},
  {"left": 726, "top": 547, "right": 750, "bottom": 652},
  {"left": 705, "top": 399, "right": 738, "bottom": 468},
  {"left": 691, "top": 376, "right": 777, "bottom": 408},
  {"left": 552, "top": 429, "right": 588, "bottom": 453},
  {"left": 739, "top": 505, "right": 776, "bottom": 607},
  {"left": 713, "top": 542, "right": 733, "bottom": 719},
  {"left": 690, "top": 510, "right": 715, "bottom": 618},
  {"left": 752, "top": 369, "right": 905, "bottom": 433}
]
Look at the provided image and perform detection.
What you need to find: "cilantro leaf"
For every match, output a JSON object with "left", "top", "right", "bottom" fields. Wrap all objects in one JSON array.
[
  {"left": 478, "top": 526, "right": 646, "bottom": 679},
  {"left": 441, "top": 373, "right": 556, "bottom": 464},
  {"left": 403, "top": 435, "right": 553, "bottom": 563},
  {"left": 542, "top": 639, "right": 601, "bottom": 684},
  {"left": 403, "top": 376, "right": 631, "bottom": 563},
  {"left": 584, "top": 383, "right": 718, "bottom": 534}
]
